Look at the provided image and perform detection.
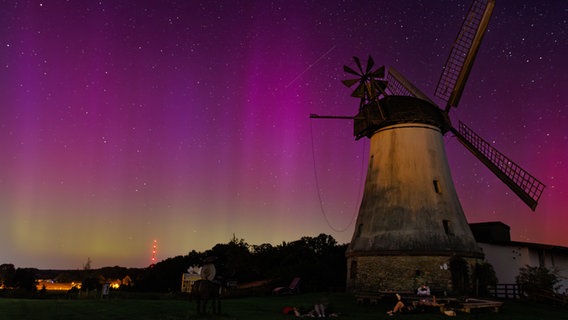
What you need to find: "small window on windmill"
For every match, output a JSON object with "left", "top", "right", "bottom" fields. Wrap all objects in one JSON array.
[
  {"left": 433, "top": 180, "right": 442, "bottom": 194},
  {"left": 443, "top": 220, "right": 452, "bottom": 236},
  {"left": 356, "top": 224, "right": 363, "bottom": 238}
]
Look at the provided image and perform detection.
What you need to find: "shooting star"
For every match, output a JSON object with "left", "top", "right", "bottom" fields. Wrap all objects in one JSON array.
[{"left": 285, "top": 45, "right": 337, "bottom": 88}]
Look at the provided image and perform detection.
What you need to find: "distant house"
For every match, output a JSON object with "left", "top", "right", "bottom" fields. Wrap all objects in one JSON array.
[{"left": 470, "top": 222, "right": 568, "bottom": 293}]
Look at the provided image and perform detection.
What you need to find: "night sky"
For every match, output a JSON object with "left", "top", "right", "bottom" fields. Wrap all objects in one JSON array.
[{"left": 1, "top": 0, "right": 566, "bottom": 269}]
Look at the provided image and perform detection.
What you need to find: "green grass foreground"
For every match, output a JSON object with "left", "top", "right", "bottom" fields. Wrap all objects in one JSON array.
[{"left": 0, "top": 292, "right": 567, "bottom": 320}]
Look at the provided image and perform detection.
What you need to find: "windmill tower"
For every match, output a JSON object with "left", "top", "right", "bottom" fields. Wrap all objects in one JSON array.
[{"left": 313, "top": 0, "right": 545, "bottom": 293}]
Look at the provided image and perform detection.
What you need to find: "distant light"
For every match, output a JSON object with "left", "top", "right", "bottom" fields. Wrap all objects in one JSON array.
[{"left": 151, "top": 240, "right": 158, "bottom": 265}]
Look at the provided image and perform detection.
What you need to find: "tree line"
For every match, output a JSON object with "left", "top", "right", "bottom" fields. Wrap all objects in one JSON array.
[
  {"left": 0, "top": 233, "right": 347, "bottom": 296},
  {"left": 2, "top": 233, "right": 560, "bottom": 298}
]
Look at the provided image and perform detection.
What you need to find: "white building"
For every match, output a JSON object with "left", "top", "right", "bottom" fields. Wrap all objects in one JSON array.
[{"left": 470, "top": 222, "right": 568, "bottom": 294}]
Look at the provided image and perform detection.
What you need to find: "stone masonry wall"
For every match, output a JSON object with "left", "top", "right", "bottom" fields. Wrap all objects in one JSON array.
[{"left": 346, "top": 255, "right": 480, "bottom": 294}]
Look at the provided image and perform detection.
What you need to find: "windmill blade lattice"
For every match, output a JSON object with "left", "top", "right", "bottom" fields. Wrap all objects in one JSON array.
[
  {"left": 435, "top": 0, "right": 495, "bottom": 111},
  {"left": 384, "top": 67, "right": 437, "bottom": 105},
  {"left": 452, "top": 121, "right": 545, "bottom": 210},
  {"left": 385, "top": 70, "right": 415, "bottom": 97}
]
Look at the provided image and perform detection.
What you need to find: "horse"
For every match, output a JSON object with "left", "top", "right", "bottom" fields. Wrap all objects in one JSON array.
[{"left": 190, "top": 279, "right": 221, "bottom": 315}]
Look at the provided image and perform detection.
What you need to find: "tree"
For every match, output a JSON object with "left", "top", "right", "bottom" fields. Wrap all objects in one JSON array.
[
  {"left": 129, "top": 233, "right": 348, "bottom": 293},
  {"left": 250, "top": 243, "right": 279, "bottom": 279},
  {"left": 208, "top": 236, "right": 253, "bottom": 281},
  {"left": 273, "top": 234, "right": 346, "bottom": 291},
  {"left": 0, "top": 263, "right": 16, "bottom": 288},
  {"left": 302, "top": 234, "right": 337, "bottom": 255},
  {"left": 516, "top": 265, "right": 560, "bottom": 297},
  {"left": 81, "top": 276, "right": 101, "bottom": 293},
  {"left": 83, "top": 257, "right": 92, "bottom": 270},
  {"left": 471, "top": 262, "right": 498, "bottom": 296},
  {"left": 14, "top": 268, "right": 37, "bottom": 294},
  {"left": 134, "top": 255, "right": 193, "bottom": 292}
]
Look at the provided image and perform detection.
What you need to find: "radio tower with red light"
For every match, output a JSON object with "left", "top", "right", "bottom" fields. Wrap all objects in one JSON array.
[{"left": 151, "top": 240, "right": 157, "bottom": 266}]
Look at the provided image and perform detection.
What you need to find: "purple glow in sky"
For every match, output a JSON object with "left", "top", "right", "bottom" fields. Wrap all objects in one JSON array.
[{"left": 0, "top": 0, "right": 566, "bottom": 269}]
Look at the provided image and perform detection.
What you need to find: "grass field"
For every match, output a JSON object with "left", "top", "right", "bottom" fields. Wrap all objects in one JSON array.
[{"left": 0, "top": 292, "right": 567, "bottom": 320}]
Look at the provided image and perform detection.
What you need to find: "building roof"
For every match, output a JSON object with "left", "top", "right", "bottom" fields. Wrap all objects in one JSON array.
[{"left": 470, "top": 221, "right": 568, "bottom": 255}]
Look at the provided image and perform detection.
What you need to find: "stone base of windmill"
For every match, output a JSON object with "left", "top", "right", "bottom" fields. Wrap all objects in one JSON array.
[{"left": 346, "top": 255, "right": 481, "bottom": 295}]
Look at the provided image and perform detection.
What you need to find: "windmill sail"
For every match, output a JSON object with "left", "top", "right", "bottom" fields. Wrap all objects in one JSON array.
[
  {"left": 386, "top": 67, "right": 436, "bottom": 105},
  {"left": 451, "top": 121, "right": 545, "bottom": 210},
  {"left": 435, "top": 0, "right": 495, "bottom": 111}
]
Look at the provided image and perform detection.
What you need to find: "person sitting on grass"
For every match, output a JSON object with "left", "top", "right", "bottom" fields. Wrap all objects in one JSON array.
[
  {"left": 313, "top": 303, "right": 331, "bottom": 317},
  {"left": 417, "top": 284, "right": 431, "bottom": 296},
  {"left": 283, "top": 303, "right": 339, "bottom": 317},
  {"left": 282, "top": 306, "right": 301, "bottom": 317},
  {"left": 387, "top": 293, "right": 407, "bottom": 316}
]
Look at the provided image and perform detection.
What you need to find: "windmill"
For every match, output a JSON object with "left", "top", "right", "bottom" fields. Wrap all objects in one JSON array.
[{"left": 312, "top": 0, "right": 545, "bottom": 293}]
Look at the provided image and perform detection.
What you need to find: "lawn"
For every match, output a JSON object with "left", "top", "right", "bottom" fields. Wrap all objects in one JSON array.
[{"left": 0, "top": 292, "right": 567, "bottom": 320}]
